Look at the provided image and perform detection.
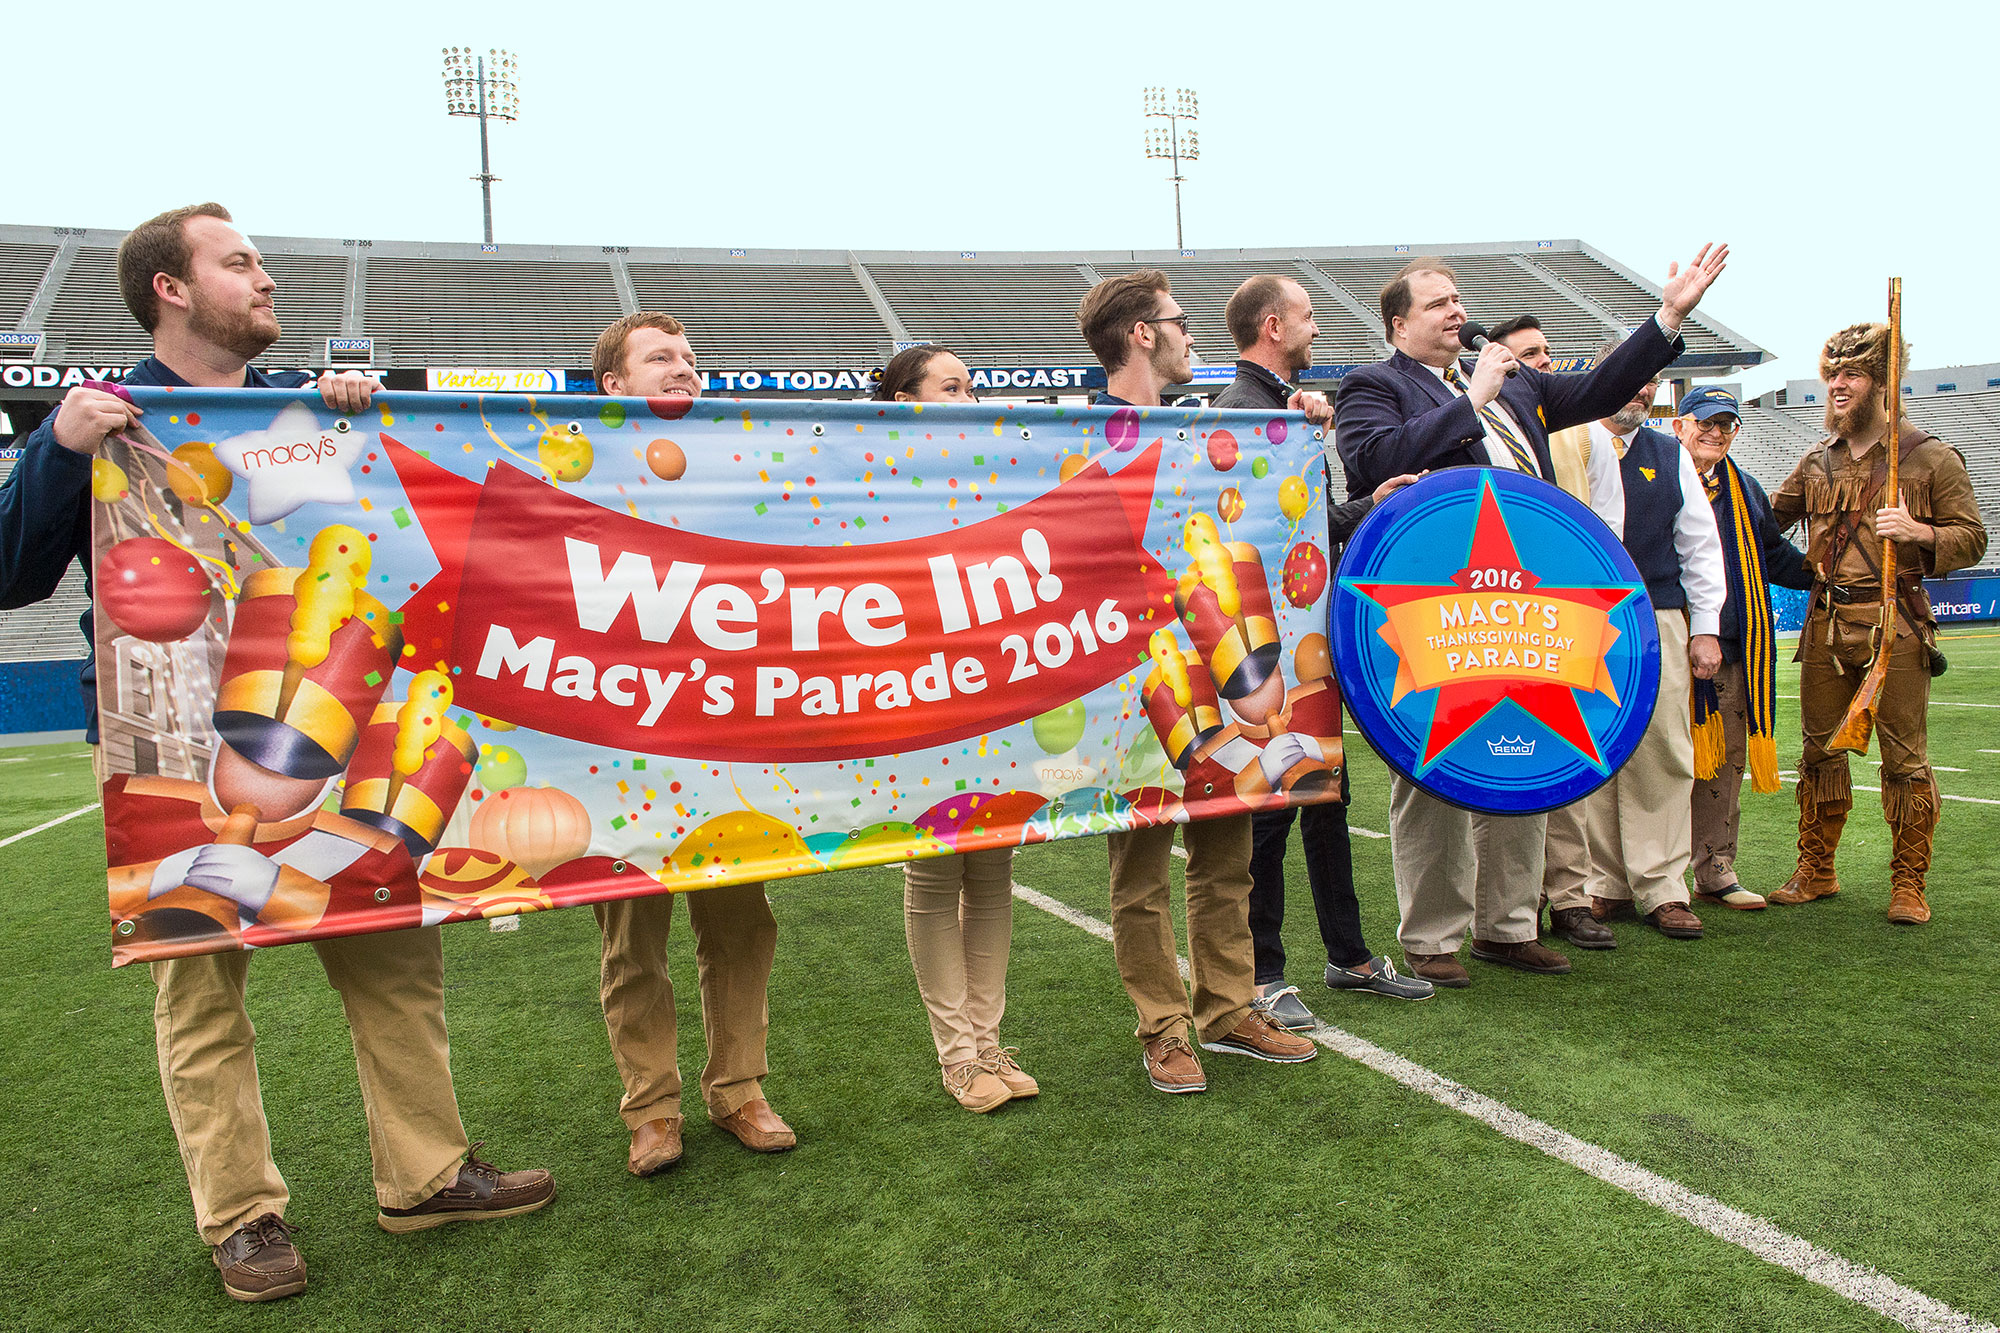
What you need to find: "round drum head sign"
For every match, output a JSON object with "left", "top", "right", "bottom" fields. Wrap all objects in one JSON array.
[{"left": 1332, "top": 468, "right": 1659, "bottom": 814}]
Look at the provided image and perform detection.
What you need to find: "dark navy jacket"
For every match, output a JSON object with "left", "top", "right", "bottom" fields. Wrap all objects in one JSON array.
[
  {"left": 0, "top": 358, "right": 311, "bottom": 735},
  {"left": 1332, "top": 318, "right": 1684, "bottom": 501},
  {"left": 1214, "top": 359, "right": 1376, "bottom": 546}
]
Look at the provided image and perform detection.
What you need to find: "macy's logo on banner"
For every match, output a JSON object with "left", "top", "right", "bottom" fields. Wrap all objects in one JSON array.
[
  {"left": 237, "top": 435, "right": 349, "bottom": 468},
  {"left": 210, "top": 401, "right": 364, "bottom": 525}
]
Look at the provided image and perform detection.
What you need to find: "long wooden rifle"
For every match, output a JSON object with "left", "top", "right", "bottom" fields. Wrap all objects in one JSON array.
[{"left": 1829, "top": 277, "right": 1903, "bottom": 753}]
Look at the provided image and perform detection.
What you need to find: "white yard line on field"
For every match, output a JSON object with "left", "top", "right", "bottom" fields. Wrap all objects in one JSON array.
[
  {"left": 0, "top": 802, "right": 101, "bottom": 849},
  {"left": 1779, "top": 693, "right": 2000, "bottom": 710},
  {"left": 1007, "top": 880, "right": 1998, "bottom": 1333}
]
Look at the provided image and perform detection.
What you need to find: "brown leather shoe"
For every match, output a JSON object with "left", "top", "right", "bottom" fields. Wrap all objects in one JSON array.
[
  {"left": 1141, "top": 1033, "right": 1207, "bottom": 1093},
  {"left": 1646, "top": 901, "right": 1704, "bottom": 939},
  {"left": 377, "top": 1145, "right": 554, "bottom": 1233},
  {"left": 1470, "top": 938, "right": 1572, "bottom": 974},
  {"left": 1588, "top": 895, "right": 1639, "bottom": 922},
  {"left": 1550, "top": 906, "right": 1616, "bottom": 949},
  {"left": 1201, "top": 1010, "right": 1318, "bottom": 1063},
  {"left": 628, "top": 1116, "right": 684, "bottom": 1176},
  {"left": 1402, "top": 950, "right": 1471, "bottom": 988},
  {"left": 1887, "top": 886, "right": 1932, "bottom": 924},
  {"left": 212, "top": 1213, "right": 306, "bottom": 1303},
  {"left": 979, "top": 1045, "right": 1039, "bottom": 1100},
  {"left": 712, "top": 1098, "right": 796, "bottom": 1152}
]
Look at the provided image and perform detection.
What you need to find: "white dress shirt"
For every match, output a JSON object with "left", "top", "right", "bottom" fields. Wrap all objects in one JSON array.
[{"left": 1588, "top": 420, "right": 1726, "bottom": 637}]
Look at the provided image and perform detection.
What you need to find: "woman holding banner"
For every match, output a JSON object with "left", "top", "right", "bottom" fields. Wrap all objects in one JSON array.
[{"left": 877, "top": 347, "right": 1036, "bottom": 1114}]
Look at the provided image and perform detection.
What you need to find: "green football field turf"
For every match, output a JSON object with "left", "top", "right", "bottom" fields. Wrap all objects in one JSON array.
[{"left": 3, "top": 634, "right": 1997, "bottom": 1332}]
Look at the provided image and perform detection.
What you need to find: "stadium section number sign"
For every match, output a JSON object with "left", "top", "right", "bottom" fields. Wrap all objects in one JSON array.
[
  {"left": 1332, "top": 468, "right": 1661, "bottom": 814},
  {"left": 90, "top": 390, "right": 1344, "bottom": 964}
]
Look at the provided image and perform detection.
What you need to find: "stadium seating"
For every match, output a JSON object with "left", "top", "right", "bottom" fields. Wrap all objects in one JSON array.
[
  {"left": 629, "top": 260, "right": 890, "bottom": 367},
  {"left": 1, "top": 225, "right": 1765, "bottom": 378},
  {"left": 362, "top": 253, "right": 623, "bottom": 366},
  {"left": 1733, "top": 382, "right": 2000, "bottom": 538},
  {"left": 0, "top": 241, "right": 56, "bottom": 331},
  {"left": 865, "top": 261, "right": 1096, "bottom": 366}
]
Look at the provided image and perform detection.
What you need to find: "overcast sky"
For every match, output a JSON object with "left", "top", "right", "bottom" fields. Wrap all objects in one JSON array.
[{"left": 11, "top": 1, "right": 1991, "bottom": 398}]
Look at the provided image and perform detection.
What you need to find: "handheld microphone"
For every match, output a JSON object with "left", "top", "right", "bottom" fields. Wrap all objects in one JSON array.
[{"left": 1458, "top": 322, "right": 1518, "bottom": 377}]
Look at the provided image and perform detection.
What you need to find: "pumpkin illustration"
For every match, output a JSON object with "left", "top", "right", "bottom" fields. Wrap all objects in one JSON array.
[{"left": 468, "top": 785, "right": 591, "bottom": 879}]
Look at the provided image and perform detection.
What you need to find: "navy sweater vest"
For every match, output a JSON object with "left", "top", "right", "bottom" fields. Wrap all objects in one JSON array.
[{"left": 1618, "top": 427, "right": 1686, "bottom": 612}]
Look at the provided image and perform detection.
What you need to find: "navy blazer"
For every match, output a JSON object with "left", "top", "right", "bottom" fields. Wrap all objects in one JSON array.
[{"left": 1332, "top": 318, "right": 1684, "bottom": 500}]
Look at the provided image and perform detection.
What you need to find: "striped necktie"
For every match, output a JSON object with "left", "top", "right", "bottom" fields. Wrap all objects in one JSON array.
[{"left": 1444, "top": 364, "right": 1542, "bottom": 478}]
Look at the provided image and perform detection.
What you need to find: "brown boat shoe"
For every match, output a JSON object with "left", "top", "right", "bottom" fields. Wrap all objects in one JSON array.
[
  {"left": 1646, "top": 902, "right": 1704, "bottom": 939},
  {"left": 377, "top": 1144, "right": 555, "bottom": 1233},
  {"left": 212, "top": 1213, "right": 306, "bottom": 1303}
]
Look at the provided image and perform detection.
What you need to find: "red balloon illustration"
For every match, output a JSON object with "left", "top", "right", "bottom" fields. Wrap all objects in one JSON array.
[
  {"left": 95, "top": 538, "right": 215, "bottom": 641},
  {"left": 1281, "top": 541, "right": 1329, "bottom": 609}
]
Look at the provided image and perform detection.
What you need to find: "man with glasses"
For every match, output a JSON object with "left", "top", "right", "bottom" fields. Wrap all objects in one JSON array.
[
  {"left": 1568, "top": 356, "right": 1726, "bottom": 942},
  {"left": 1075, "top": 269, "right": 1319, "bottom": 1093},
  {"left": 1672, "top": 388, "right": 1813, "bottom": 911}
]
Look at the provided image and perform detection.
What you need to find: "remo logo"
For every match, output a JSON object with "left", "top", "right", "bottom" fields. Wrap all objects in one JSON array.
[{"left": 1332, "top": 468, "right": 1660, "bottom": 814}]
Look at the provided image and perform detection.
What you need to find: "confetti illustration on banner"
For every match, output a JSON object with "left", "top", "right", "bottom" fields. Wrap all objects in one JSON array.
[{"left": 91, "top": 389, "right": 1339, "bottom": 965}]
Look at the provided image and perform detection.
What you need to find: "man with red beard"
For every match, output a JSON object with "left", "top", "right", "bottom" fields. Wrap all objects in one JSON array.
[
  {"left": 1768, "top": 324, "right": 1986, "bottom": 922},
  {"left": 0, "top": 203, "right": 553, "bottom": 1304}
]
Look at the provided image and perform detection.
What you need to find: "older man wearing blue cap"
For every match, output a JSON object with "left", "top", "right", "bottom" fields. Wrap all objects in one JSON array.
[{"left": 1672, "top": 388, "right": 1814, "bottom": 909}]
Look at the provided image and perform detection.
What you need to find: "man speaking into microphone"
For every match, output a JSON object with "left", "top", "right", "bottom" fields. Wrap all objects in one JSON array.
[{"left": 1331, "top": 248, "right": 1729, "bottom": 988}]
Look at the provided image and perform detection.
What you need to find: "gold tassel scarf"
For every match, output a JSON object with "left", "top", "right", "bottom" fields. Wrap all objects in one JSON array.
[{"left": 1695, "top": 458, "right": 1780, "bottom": 793}]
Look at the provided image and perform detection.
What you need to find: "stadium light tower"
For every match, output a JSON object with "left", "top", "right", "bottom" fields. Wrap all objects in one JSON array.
[
  {"left": 442, "top": 47, "right": 520, "bottom": 245},
  {"left": 1142, "top": 86, "right": 1199, "bottom": 251}
]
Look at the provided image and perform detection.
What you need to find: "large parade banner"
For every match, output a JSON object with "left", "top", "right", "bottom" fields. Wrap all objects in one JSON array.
[{"left": 89, "top": 388, "right": 1341, "bottom": 965}]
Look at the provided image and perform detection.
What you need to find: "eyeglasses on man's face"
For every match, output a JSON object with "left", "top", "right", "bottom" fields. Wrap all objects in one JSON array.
[{"left": 1692, "top": 416, "right": 1740, "bottom": 436}]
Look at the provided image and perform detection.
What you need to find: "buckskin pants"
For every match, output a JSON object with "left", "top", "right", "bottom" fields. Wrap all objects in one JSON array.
[{"left": 1795, "top": 600, "right": 1936, "bottom": 831}]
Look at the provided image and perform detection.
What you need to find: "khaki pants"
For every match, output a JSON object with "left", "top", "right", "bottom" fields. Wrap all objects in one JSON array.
[
  {"left": 151, "top": 927, "right": 468, "bottom": 1245},
  {"left": 1391, "top": 778, "right": 1544, "bottom": 953},
  {"left": 1690, "top": 656, "right": 1749, "bottom": 893},
  {"left": 1107, "top": 815, "right": 1254, "bottom": 1046},
  {"left": 1584, "top": 611, "right": 1694, "bottom": 913},
  {"left": 904, "top": 847, "right": 1015, "bottom": 1066},
  {"left": 595, "top": 882, "right": 776, "bottom": 1126},
  {"left": 1540, "top": 800, "right": 1592, "bottom": 906}
]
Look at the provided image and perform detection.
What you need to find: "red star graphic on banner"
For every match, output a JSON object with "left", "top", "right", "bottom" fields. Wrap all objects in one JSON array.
[{"left": 1351, "top": 480, "right": 1640, "bottom": 773}]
